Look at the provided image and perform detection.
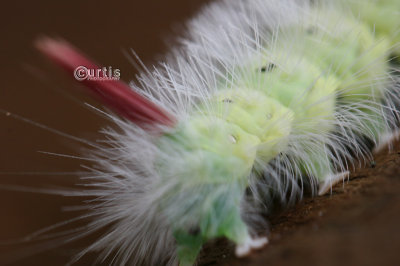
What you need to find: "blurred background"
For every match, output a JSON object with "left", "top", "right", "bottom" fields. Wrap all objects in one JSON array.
[{"left": 0, "top": 1, "right": 210, "bottom": 265}]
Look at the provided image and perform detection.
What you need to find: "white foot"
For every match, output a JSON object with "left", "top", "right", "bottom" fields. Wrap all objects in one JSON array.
[
  {"left": 235, "top": 236, "right": 269, "bottom": 257},
  {"left": 318, "top": 171, "right": 350, "bottom": 196},
  {"left": 373, "top": 130, "right": 400, "bottom": 154}
]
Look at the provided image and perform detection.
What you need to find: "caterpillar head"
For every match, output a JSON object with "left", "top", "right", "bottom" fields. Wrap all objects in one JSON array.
[
  {"left": 156, "top": 117, "right": 259, "bottom": 264},
  {"left": 155, "top": 89, "right": 294, "bottom": 264}
]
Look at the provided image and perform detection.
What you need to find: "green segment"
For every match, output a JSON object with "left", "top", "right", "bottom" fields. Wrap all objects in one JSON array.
[
  {"left": 155, "top": 1, "right": 398, "bottom": 264},
  {"left": 347, "top": 0, "right": 400, "bottom": 55},
  {"left": 209, "top": 89, "right": 294, "bottom": 161}
]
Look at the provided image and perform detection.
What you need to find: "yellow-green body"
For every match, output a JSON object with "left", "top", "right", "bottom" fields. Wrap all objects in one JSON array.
[{"left": 154, "top": 1, "right": 399, "bottom": 264}]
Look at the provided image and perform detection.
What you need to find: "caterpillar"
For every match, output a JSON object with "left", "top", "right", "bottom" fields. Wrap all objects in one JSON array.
[{"left": 6, "top": 0, "right": 400, "bottom": 265}]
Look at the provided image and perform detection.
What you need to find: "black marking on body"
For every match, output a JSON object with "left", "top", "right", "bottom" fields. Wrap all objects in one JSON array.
[
  {"left": 260, "top": 63, "right": 276, "bottom": 73},
  {"left": 188, "top": 226, "right": 201, "bottom": 236},
  {"left": 222, "top": 98, "right": 233, "bottom": 103}
]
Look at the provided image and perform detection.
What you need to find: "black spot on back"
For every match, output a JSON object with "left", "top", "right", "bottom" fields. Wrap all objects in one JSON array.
[{"left": 260, "top": 63, "right": 276, "bottom": 73}]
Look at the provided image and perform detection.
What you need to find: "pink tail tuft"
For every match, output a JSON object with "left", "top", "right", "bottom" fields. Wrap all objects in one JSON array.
[{"left": 35, "top": 37, "right": 175, "bottom": 128}]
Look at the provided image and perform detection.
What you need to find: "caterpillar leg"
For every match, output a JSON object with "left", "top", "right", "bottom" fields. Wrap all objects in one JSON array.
[
  {"left": 175, "top": 235, "right": 203, "bottom": 266},
  {"left": 373, "top": 129, "right": 400, "bottom": 154},
  {"left": 318, "top": 171, "right": 350, "bottom": 196},
  {"left": 235, "top": 235, "right": 269, "bottom": 257}
]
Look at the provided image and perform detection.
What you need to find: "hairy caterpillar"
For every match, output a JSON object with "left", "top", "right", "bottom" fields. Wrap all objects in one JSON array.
[{"left": 4, "top": 0, "right": 400, "bottom": 265}]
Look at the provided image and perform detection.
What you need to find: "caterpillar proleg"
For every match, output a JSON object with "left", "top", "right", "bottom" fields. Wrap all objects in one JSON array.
[{"left": 10, "top": 0, "right": 400, "bottom": 265}]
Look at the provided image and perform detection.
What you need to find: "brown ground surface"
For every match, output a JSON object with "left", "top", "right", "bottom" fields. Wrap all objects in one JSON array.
[
  {"left": 1, "top": 0, "right": 400, "bottom": 265},
  {"left": 198, "top": 142, "right": 400, "bottom": 266}
]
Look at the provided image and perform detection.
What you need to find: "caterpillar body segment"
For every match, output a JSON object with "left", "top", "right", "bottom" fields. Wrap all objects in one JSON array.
[{"left": 346, "top": 0, "right": 400, "bottom": 56}]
